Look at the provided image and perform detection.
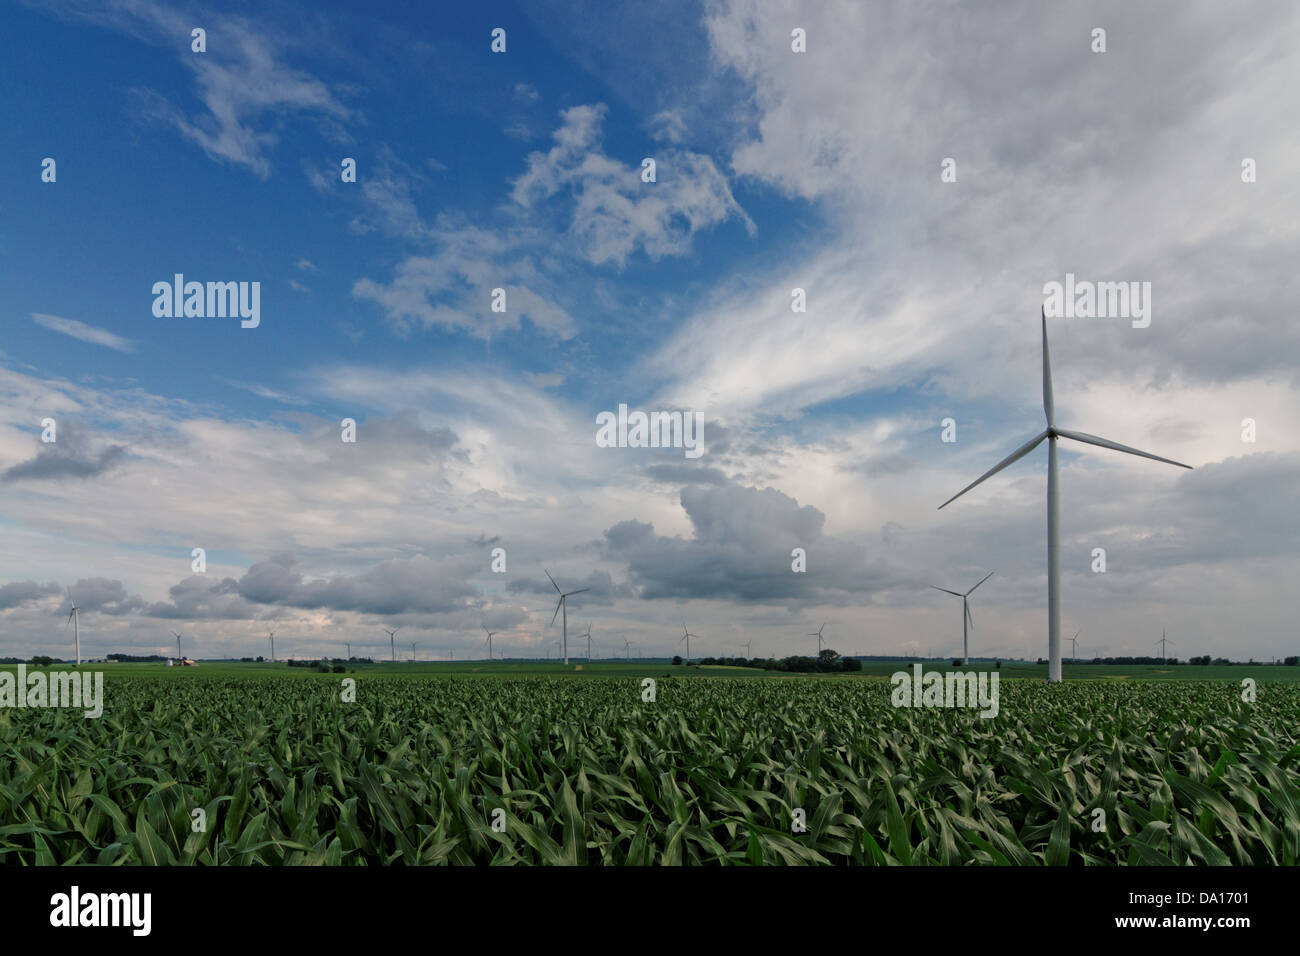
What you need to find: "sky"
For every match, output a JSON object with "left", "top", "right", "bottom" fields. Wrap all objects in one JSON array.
[{"left": 1, "top": 0, "right": 1297, "bottom": 664}]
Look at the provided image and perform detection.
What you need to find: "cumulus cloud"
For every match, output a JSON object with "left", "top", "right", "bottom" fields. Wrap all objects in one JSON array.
[
  {"left": 602, "top": 480, "right": 887, "bottom": 604},
  {"left": 512, "top": 103, "right": 754, "bottom": 267}
]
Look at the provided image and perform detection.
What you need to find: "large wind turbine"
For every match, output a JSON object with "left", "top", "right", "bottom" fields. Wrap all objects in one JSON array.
[
  {"left": 172, "top": 630, "right": 183, "bottom": 661},
  {"left": 545, "top": 569, "right": 589, "bottom": 665},
  {"left": 808, "top": 623, "right": 826, "bottom": 656},
  {"left": 679, "top": 623, "right": 699, "bottom": 662},
  {"left": 384, "top": 626, "right": 399, "bottom": 663},
  {"left": 929, "top": 571, "right": 994, "bottom": 665},
  {"left": 268, "top": 630, "right": 275, "bottom": 661},
  {"left": 1155, "top": 629, "right": 1174, "bottom": 663},
  {"left": 66, "top": 594, "right": 80, "bottom": 665},
  {"left": 482, "top": 625, "right": 497, "bottom": 660},
  {"left": 938, "top": 309, "right": 1192, "bottom": 682}
]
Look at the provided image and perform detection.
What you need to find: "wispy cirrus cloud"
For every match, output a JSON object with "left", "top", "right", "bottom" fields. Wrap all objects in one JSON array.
[
  {"left": 31, "top": 313, "right": 134, "bottom": 353},
  {"left": 33, "top": 0, "right": 354, "bottom": 178}
]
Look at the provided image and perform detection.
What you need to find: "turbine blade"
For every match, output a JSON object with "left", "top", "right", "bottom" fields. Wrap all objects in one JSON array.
[
  {"left": 1054, "top": 428, "right": 1193, "bottom": 470},
  {"left": 937, "top": 430, "right": 1049, "bottom": 509},
  {"left": 1041, "top": 307, "right": 1055, "bottom": 427},
  {"left": 550, "top": 598, "right": 563, "bottom": 626},
  {"left": 545, "top": 568, "right": 562, "bottom": 593},
  {"left": 929, "top": 586, "right": 963, "bottom": 597},
  {"left": 965, "top": 570, "right": 995, "bottom": 595},
  {"left": 566, "top": 588, "right": 590, "bottom": 596}
]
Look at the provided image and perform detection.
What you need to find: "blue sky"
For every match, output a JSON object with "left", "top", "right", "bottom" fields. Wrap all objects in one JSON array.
[{"left": 1, "top": 0, "right": 1297, "bottom": 663}]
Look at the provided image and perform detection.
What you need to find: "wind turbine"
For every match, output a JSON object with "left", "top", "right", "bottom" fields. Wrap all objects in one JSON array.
[
  {"left": 172, "top": 630, "right": 182, "bottom": 661},
  {"left": 742, "top": 640, "right": 752, "bottom": 659},
  {"left": 623, "top": 637, "right": 634, "bottom": 660},
  {"left": 938, "top": 309, "right": 1192, "bottom": 682},
  {"left": 1066, "top": 630, "right": 1081, "bottom": 659},
  {"left": 929, "top": 571, "right": 994, "bottom": 665},
  {"left": 411, "top": 642, "right": 416, "bottom": 662},
  {"left": 581, "top": 623, "right": 593, "bottom": 661},
  {"left": 384, "top": 626, "right": 399, "bottom": 663},
  {"left": 545, "top": 569, "right": 589, "bottom": 665},
  {"left": 66, "top": 594, "right": 80, "bottom": 665},
  {"left": 1155, "top": 629, "right": 1174, "bottom": 663},
  {"left": 809, "top": 623, "right": 826, "bottom": 656},
  {"left": 346, "top": 641, "right": 351, "bottom": 661},
  {"left": 268, "top": 630, "right": 275, "bottom": 661},
  {"left": 679, "top": 623, "right": 699, "bottom": 662},
  {"left": 482, "top": 625, "right": 497, "bottom": 660}
]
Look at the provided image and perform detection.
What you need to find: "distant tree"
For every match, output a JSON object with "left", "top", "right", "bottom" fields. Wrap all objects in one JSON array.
[
  {"left": 29, "top": 655, "right": 56, "bottom": 667},
  {"left": 256, "top": 655, "right": 264, "bottom": 663},
  {"left": 995, "top": 661, "right": 1001, "bottom": 669},
  {"left": 1285, "top": 656, "right": 1299, "bottom": 667},
  {"left": 672, "top": 655, "right": 683, "bottom": 665},
  {"left": 332, "top": 664, "right": 345, "bottom": 673},
  {"left": 952, "top": 659, "right": 963, "bottom": 667}
]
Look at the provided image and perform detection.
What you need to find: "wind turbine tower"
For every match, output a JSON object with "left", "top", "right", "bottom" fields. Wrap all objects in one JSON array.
[
  {"left": 929, "top": 571, "right": 994, "bottom": 665},
  {"left": 679, "top": 623, "right": 699, "bottom": 663},
  {"left": 482, "top": 625, "right": 497, "bottom": 660},
  {"left": 384, "top": 626, "right": 399, "bottom": 663},
  {"left": 66, "top": 595, "right": 81, "bottom": 666},
  {"left": 545, "top": 569, "right": 589, "bottom": 665},
  {"left": 809, "top": 623, "right": 826, "bottom": 656},
  {"left": 939, "top": 309, "right": 1191, "bottom": 682}
]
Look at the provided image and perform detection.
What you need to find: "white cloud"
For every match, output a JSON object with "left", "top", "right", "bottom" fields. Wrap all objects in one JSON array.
[{"left": 30, "top": 313, "right": 134, "bottom": 353}]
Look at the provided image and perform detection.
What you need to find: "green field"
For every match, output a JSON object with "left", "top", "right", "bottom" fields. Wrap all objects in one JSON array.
[{"left": 2, "top": 663, "right": 1297, "bottom": 865}]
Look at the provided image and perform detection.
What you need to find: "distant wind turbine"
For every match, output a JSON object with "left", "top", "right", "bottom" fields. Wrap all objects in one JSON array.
[
  {"left": 742, "top": 640, "right": 752, "bottom": 659},
  {"left": 172, "top": 630, "right": 183, "bottom": 661},
  {"left": 930, "top": 571, "right": 994, "bottom": 665},
  {"left": 545, "top": 569, "right": 589, "bottom": 665},
  {"left": 679, "top": 623, "right": 699, "bottom": 662},
  {"left": 411, "top": 641, "right": 416, "bottom": 662},
  {"left": 623, "top": 637, "right": 633, "bottom": 660},
  {"left": 384, "top": 626, "right": 399, "bottom": 663},
  {"left": 581, "top": 623, "right": 593, "bottom": 661},
  {"left": 66, "top": 594, "right": 80, "bottom": 665},
  {"left": 938, "top": 309, "right": 1192, "bottom": 682},
  {"left": 809, "top": 622, "right": 826, "bottom": 656},
  {"left": 268, "top": 630, "right": 275, "bottom": 661},
  {"left": 482, "top": 625, "right": 497, "bottom": 660},
  {"left": 1066, "top": 630, "right": 1081, "bottom": 659},
  {"left": 1155, "top": 629, "right": 1174, "bottom": 663}
]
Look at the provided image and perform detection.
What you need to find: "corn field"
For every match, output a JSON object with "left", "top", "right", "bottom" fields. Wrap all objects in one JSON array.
[{"left": 1, "top": 676, "right": 1297, "bottom": 865}]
